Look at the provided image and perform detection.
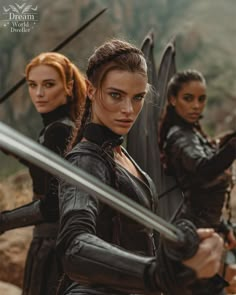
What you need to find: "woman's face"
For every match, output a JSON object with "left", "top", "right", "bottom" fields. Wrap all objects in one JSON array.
[
  {"left": 27, "top": 64, "right": 69, "bottom": 113},
  {"left": 170, "top": 80, "right": 207, "bottom": 123},
  {"left": 89, "top": 69, "right": 147, "bottom": 135}
]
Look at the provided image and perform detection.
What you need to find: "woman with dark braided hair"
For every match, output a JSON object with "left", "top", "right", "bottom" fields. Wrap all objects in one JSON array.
[
  {"left": 56, "top": 40, "right": 224, "bottom": 295},
  {"left": 159, "top": 69, "right": 236, "bottom": 230},
  {"left": 0, "top": 52, "right": 86, "bottom": 295},
  {"left": 159, "top": 69, "right": 236, "bottom": 294}
]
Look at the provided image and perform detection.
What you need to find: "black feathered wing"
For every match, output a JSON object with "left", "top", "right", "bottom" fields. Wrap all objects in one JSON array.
[
  {"left": 127, "top": 32, "right": 160, "bottom": 190},
  {"left": 155, "top": 38, "right": 184, "bottom": 221},
  {"left": 127, "top": 33, "right": 183, "bottom": 221}
]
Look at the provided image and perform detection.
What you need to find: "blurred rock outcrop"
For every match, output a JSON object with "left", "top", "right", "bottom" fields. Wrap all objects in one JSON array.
[
  {"left": 0, "top": 228, "right": 32, "bottom": 288},
  {"left": 0, "top": 170, "right": 32, "bottom": 288}
]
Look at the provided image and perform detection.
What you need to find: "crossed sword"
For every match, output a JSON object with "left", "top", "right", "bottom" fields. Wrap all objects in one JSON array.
[
  {"left": 0, "top": 7, "right": 186, "bottom": 246},
  {"left": 0, "top": 122, "right": 197, "bottom": 248}
]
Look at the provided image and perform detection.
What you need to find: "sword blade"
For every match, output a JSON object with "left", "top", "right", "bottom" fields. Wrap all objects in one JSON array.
[{"left": 0, "top": 122, "right": 183, "bottom": 243}]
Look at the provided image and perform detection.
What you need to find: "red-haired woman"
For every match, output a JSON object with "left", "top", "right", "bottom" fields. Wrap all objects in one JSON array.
[{"left": 0, "top": 52, "right": 86, "bottom": 295}]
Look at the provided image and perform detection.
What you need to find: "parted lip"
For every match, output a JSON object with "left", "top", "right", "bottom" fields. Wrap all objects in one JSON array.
[
  {"left": 35, "top": 101, "right": 48, "bottom": 104},
  {"left": 115, "top": 119, "right": 134, "bottom": 127},
  {"left": 189, "top": 112, "right": 200, "bottom": 116},
  {"left": 116, "top": 119, "right": 133, "bottom": 122}
]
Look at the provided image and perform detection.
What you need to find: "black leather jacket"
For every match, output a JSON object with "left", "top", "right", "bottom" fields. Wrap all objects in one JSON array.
[
  {"left": 56, "top": 124, "right": 197, "bottom": 295},
  {"left": 163, "top": 118, "right": 235, "bottom": 227},
  {"left": 30, "top": 104, "right": 74, "bottom": 224},
  {"left": 0, "top": 105, "right": 74, "bottom": 236}
]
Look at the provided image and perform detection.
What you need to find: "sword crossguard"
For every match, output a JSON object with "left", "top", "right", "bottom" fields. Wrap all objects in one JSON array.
[{"left": 163, "top": 219, "right": 200, "bottom": 261}]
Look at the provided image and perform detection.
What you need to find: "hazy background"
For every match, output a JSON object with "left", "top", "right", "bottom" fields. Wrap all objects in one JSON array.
[{"left": 1, "top": 0, "right": 236, "bottom": 177}]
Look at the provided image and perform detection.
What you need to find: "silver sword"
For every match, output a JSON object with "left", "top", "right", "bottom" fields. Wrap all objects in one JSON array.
[{"left": 0, "top": 122, "right": 183, "bottom": 243}]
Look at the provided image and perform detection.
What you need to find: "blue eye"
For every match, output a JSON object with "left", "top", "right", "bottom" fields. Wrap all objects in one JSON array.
[
  {"left": 110, "top": 92, "right": 121, "bottom": 99},
  {"left": 45, "top": 82, "right": 55, "bottom": 88},
  {"left": 134, "top": 95, "right": 145, "bottom": 101}
]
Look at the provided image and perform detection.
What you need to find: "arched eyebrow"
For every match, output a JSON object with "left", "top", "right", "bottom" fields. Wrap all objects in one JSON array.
[
  {"left": 107, "top": 87, "right": 147, "bottom": 96},
  {"left": 27, "top": 78, "right": 56, "bottom": 83},
  {"left": 183, "top": 93, "right": 193, "bottom": 97}
]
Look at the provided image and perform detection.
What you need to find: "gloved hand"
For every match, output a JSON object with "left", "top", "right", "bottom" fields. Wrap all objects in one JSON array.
[
  {"left": 0, "top": 211, "right": 6, "bottom": 234},
  {"left": 163, "top": 219, "right": 200, "bottom": 261},
  {"left": 155, "top": 220, "right": 225, "bottom": 295},
  {"left": 183, "top": 228, "right": 223, "bottom": 279},
  {"left": 224, "top": 136, "right": 236, "bottom": 155},
  {"left": 217, "top": 131, "right": 236, "bottom": 148},
  {"left": 218, "top": 219, "right": 236, "bottom": 249}
]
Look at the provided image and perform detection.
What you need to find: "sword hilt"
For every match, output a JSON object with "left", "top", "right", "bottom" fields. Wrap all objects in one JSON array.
[
  {"left": 163, "top": 219, "right": 200, "bottom": 260},
  {"left": 161, "top": 219, "right": 229, "bottom": 294}
]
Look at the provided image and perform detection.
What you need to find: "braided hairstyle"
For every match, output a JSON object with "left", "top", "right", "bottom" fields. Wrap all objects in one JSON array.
[
  {"left": 166, "top": 70, "right": 205, "bottom": 100},
  {"left": 25, "top": 52, "right": 87, "bottom": 121},
  {"left": 58, "top": 40, "right": 147, "bottom": 293},
  {"left": 68, "top": 38, "right": 147, "bottom": 149},
  {"left": 159, "top": 69, "right": 206, "bottom": 154}
]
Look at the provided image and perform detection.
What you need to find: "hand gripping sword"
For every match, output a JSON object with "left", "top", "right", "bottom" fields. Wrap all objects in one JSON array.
[{"left": 0, "top": 122, "right": 199, "bottom": 260}]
